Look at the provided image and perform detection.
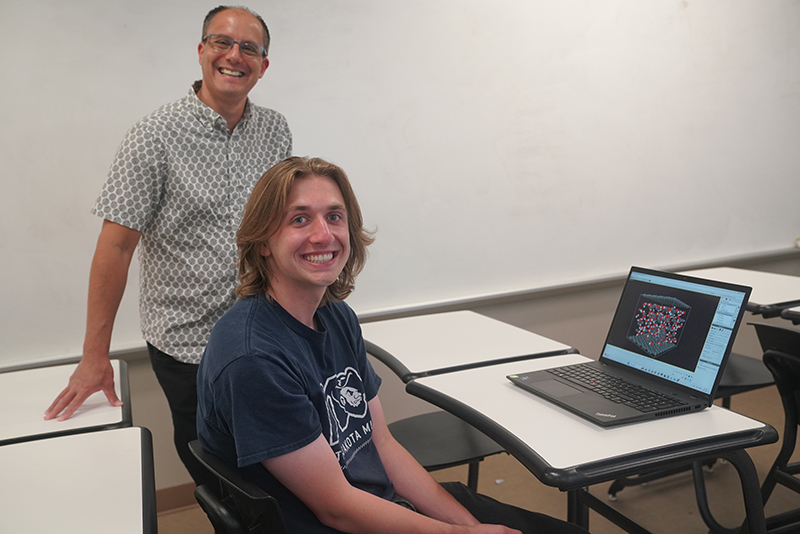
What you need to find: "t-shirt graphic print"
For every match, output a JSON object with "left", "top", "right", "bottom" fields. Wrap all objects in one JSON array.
[{"left": 323, "top": 366, "right": 372, "bottom": 466}]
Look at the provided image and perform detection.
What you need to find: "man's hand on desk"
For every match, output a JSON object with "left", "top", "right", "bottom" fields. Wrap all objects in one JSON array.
[{"left": 44, "top": 357, "right": 122, "bottom": 421}]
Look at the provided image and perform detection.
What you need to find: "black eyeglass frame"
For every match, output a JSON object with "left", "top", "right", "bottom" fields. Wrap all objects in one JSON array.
[{"left": 202, "top": 34, "right": 267, "bottom": 59}]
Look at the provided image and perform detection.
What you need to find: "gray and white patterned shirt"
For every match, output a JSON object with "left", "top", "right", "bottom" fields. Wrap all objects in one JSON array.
[{"left": 93, "top": 83, "right": 292, "bottom": 363}]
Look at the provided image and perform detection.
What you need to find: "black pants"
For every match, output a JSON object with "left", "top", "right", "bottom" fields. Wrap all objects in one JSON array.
[
  {"left": 147, "top": 343, "right": 217, "bottom": 490},
  {"left": 441, "top": 482, "right": 589, "bottom": 534}
]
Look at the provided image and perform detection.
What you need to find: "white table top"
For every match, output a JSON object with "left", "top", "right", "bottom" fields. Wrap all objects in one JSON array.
[
  {"left": 410, "top": 355, "right": 771, "bottom": 474},
  {"left": 680, "top": 267, "right": 800, "bottom": 308},
  {"left": 0, "top": 426, "right": 155, "bottom": 533},
  {"left": 362, "top": 310, "right": 573, "bottom": 380},
  {"left": 0, "top": 360, "right": 129, "bottom": 445}
]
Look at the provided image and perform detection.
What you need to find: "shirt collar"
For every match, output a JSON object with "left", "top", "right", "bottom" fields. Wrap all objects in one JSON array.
[{"left": 188, "top": 80, "right": 252, "bottom": 132}]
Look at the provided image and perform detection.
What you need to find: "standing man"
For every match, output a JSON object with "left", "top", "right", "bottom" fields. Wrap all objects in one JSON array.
[
  {"left": 45, "top": 6, "right": 292, "bottom": 489},
  {"left": 196, "top": 157, "right": 587, "bottom": 533}
]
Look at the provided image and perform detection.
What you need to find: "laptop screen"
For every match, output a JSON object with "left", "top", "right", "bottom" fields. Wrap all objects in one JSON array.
[{"left": 601, "top": 268, "right": 749, "bottom": 396}]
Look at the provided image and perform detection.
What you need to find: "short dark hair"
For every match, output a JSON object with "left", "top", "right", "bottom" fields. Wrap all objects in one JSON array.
[
  {"left": 236, "top": 157, "right": 375, "bottom": 305},
  {"left": 203, "top": 5, "right": 271, "bottom": 55}
]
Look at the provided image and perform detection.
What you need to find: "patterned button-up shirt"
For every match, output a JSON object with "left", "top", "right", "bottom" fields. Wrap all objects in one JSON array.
[{"left": 93, "top": 83, "right": 292, "bottom": 363}]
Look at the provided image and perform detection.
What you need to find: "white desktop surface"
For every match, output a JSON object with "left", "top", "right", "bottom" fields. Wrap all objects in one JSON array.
[
  {"left": 0, "top": 360, "right": 125, "bottom": 443},
  {"left": 362, "top": 310, "right": 572, "bottom": 376},
  {"left": 680, "top": 267, "right": 800, "bottom": 307},
  {"left": 0, "top": 427, "right": 146, "bottom": 533},
  {"left": 412, "top": 355, "right": 769, "bottom": 471}
]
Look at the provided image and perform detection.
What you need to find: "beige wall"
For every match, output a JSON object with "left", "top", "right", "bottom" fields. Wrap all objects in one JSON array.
[{"left": 126, "top": 251, "right": 800, "bottom": 490}]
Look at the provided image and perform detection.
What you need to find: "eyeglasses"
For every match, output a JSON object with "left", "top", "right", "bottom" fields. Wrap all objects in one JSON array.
[{"left": 202, "top": 34, "right": 266, "bottom": 59}]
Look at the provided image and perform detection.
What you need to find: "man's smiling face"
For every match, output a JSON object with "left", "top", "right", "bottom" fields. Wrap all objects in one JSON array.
[
  {"left": 261, "top": 174, "right": 351, "bottom": 305},
  {"left": 197, "top": 8, "right": 269, "bottom": 107}
]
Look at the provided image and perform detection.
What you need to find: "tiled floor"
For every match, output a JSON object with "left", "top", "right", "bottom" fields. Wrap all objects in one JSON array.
[{"left": 158, "top": 386, "right": 800, "bottom": 533}]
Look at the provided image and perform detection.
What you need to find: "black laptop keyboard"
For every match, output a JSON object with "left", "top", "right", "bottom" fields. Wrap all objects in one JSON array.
[{"left": 546, "top": 364, "right": 689, "bottom": 413}]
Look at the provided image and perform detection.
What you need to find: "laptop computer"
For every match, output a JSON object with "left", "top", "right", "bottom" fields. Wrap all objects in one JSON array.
[{"left": 507, "top": 267, "right": 752, "bottom": 427}]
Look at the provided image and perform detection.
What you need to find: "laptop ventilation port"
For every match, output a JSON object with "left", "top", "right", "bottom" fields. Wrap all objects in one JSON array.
[{"left": 654, "top": 406, "right": 692, "bottom": 417}]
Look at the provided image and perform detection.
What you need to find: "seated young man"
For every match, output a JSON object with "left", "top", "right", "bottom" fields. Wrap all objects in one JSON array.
[{"left": 196, "top": 156, "right": 588, "bottom": 534}]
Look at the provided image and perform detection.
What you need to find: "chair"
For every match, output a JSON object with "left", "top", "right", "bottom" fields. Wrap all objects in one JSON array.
[
  {"left": 388, "top": 410, "right": 505, "bottom": 491},
  {"left": 188, "top": 440, "right": 288, "bottom": 534},
  {"left": 751, "top": 323, "right": 800, "bottom": 534},
  {"left": 693, "top": 323, "right": 800, "bottom": 534}
]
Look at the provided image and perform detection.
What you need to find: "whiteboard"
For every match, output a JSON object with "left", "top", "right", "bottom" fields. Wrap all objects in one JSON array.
[{"left": 1, "top": 0, "right": 799, "bottom": 368}]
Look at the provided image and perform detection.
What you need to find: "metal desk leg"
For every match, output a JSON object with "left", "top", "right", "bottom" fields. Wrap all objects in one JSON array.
[
  {"left": 695, "top": 449, "right": 766, "bottom": 534},
  {"left": 567, "top": 488, "right": 590, "bottom": 530},
  {"left": 568, "top": 449, "right": 765, "bottom": 534},
  {"left": 693, "top": 459, "right": 736, "bottom": 534}
]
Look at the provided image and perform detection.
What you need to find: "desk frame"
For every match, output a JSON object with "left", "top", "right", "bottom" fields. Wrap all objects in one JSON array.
[
  {"left": 364, "top": 309, "right": 778, "bottom": 533},
  {"left": 781, "top": 306, "right": 800, "bottom": 325}
]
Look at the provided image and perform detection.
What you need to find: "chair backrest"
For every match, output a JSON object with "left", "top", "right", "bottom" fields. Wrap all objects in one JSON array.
[
  {"left": 188, "top": 440, "right": 288, "bottom": 534},
  {"left": 762, "top": 348, "right": 800, "bottom": 430},
  {"left": 751, "top": 322, "right": 800, "bottom": 356},
  {"left": 751, "top": 323, "right": 800, "bottom": 399},
  {"left": 751, "top": 324, "right": 800, "bottom": 453}
]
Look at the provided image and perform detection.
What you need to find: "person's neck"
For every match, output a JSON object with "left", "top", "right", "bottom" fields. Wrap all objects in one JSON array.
[
  {"left": 196, "top": 87, "right": 247, "bottom": 132},
  {"left": 267, "top": 287, "right": 326, "bottom": 331}
]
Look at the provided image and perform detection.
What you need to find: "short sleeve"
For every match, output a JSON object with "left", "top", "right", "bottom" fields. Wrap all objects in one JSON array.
[
  {"left": 361, "top": 346, "right": 382, "bottom": 402},
  {"left": 216, "top": 354, "right": 323, "bottom": 467},
  {"left": 335, "top": 302, "right": 381, "bottom": 401},
  {"left": 92, "top": 120, "right": 166, "bottom": 231}
]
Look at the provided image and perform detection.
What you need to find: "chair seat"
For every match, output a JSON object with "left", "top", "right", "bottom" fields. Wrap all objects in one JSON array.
[
  {"left": 716, "top": 352, "right": 775, "bottom": 399},
  {"left": 388, "top": 411, "right": 504, "bottom": 471}
]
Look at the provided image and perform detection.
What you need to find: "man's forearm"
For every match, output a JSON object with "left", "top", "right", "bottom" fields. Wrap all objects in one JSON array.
[
  {"left": 368, "top": 398, "right": 480, "bottom": 526},
  {"left": 82, "top": 220, "right": 140, "bottom": 359}
]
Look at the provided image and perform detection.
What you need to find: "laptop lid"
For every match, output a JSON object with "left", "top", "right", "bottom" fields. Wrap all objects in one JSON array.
[{"left": 598, "top": 266, "right": 752, "bottom": 403}]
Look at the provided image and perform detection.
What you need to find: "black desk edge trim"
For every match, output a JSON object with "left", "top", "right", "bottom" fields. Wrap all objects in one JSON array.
[
  {"left": 0, "top": 422, "right": 131, "bottom": 447},
  {"left": 406, "top": 380, "right": 778, "bottom": 491},
  {"left": 366, "top": 338, "right": 578, "bottom": 384},
  {"left": 140, "top": 427, "right": 158, "bottom": 534},
  {"left": 365, "top": 340, "right": 413, "bottom": 382},
  {"left": 407, "top": 347, "right": 580, "bottom": 381},
  {"left": 408, "top": 348, "right": 580, "bottom": 382},
  {"left": 749, "top": 299, "right": 800, "bottom": 317},
  {"left": 781, "top": 308, "right": 800, "bottom": 324},
  {"left": 118, "top": 359, "right": 134, "bottom": 427}
]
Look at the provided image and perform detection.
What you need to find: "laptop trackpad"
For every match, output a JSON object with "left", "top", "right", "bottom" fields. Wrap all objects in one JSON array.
[{"left": 534, "top": 379, "right": 584, "bottom": 398}]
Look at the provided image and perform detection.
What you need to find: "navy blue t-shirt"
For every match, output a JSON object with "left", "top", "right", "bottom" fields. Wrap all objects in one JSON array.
[{"left": 197, "top": 294, "right": 394, "bottom": 533}]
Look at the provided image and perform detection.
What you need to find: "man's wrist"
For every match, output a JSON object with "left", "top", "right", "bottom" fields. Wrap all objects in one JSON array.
[{"left": 80, "top": 349, "right": 112, "bottom": 363}]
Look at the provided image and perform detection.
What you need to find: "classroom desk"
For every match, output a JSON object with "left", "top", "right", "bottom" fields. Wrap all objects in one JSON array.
[
  {"left": 362, "top": 310, "right": 576, "bottom": 382},
  {"left": 0, "top": 359, "right": 132, "bottom": 446},
  {"left": 781, "top": 305, "right": 800, "bottom": 325},
  {"left": 679, "top": 267, "right": 800, "bottom": 317},
  {"left": 407, "top": 355, "right": 778, "bottom": 533},
  {"left": 0, "top": 426, "right": 157, "bottom": 533}
]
